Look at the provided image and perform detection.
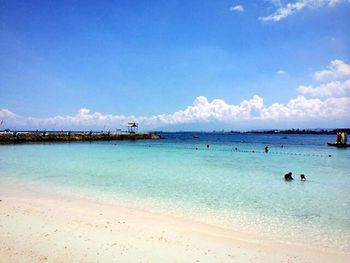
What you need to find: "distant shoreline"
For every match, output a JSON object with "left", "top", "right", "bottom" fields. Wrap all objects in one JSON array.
[
  {"left": 155, "top": 129, "right": 349, "bottom": 135},
  {"left": 245, "top": 128, "right": 349, "bottom": 135}
]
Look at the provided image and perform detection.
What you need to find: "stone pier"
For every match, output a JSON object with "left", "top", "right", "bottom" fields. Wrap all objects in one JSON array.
[{"left": 0, "top": 131, "right": 160, "bottom": 144}]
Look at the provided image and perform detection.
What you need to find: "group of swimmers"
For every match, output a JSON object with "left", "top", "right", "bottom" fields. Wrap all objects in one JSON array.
[
  {"left": 284, "top": 172, "right": 306, "bottom": 181},
  {"left": 336, "top": 132, "right": 348, "bottom": 145}
]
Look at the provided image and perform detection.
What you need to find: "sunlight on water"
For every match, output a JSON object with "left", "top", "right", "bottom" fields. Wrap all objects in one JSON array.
[{"left": 0, "top": 133, "right": 349, "bottom": 251}]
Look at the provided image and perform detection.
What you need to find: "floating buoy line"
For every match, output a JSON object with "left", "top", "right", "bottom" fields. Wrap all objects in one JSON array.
[{"left": 112, "top": 142, "right": 335, "bottom": 158}]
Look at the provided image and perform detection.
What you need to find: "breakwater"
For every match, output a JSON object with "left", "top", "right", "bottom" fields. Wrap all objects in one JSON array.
[{"left": 0, "top": 131, "right": 160, "bottom": 144}]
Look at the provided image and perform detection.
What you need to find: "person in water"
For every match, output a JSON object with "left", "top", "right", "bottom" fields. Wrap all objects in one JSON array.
[
  {"left": 341, "top": 132, "right": 345, "bottom": 144},
  {"left": 336, "top": 132, "right": 341, "bottom": 144},
  {"left": 300, "top": 174, "right": 306, "bottom": 181},
  {"left": 284, "top": 172, "right": 293, "bottom": 181},
  {"left": 264, "top": 146, "right": 269, "bottom": 153}
]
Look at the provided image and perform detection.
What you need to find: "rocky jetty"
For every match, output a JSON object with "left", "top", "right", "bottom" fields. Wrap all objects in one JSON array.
[{"left": 0, "top": 131, "right": 160, "bottom": 144}]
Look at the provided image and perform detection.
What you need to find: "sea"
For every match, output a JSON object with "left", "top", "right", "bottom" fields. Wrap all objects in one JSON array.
[{"left": 0, "top": 132, "right": 349, "bottom": 252}]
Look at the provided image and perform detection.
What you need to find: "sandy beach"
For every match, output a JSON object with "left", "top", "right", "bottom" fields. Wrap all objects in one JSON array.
[
  {"left": 0, "top": 181, "right": 349, "bottom": 263},
  {"left": 1, "top": 0, "right": 349, "bottom": 261}
]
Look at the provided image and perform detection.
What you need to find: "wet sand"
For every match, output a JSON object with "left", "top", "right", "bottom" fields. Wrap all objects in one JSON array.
[{"left": 0, "top": 182, "right": 349, "bottom": 263}]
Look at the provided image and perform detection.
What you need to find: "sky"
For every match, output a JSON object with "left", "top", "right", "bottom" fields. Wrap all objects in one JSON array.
[{"left": 0, "top": 0, "right": 350, "bottom": 131}]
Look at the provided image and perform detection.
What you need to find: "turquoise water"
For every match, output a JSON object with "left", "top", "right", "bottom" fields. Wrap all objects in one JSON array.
[{"left": 0, "top": 133, "right": 349, "bottom": 251}]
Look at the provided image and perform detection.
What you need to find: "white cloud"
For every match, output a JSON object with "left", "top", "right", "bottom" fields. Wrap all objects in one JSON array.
[
  {"left": 260, "top": 0, "right": 350, "bottom": 21},
  {"left": 314, "top": 60, "right": 350, "bottom": 80},
  {"left": 298, "top": 79, "right": 350, "bottom": 97},
  {"left": 230, "top": 5, "right": 244, "bottom": 12},
  {"left": 0, "top": 109, "right": 17, "bottom": 119},
  {"left": 0, "top": 109, "right": 21, "bottom": 126},
  {"left": 1, "top": 94, "right": 349, "bottom": 129},
  {"left": 3, "top": 59, "right": 350, "bottom": 130}
]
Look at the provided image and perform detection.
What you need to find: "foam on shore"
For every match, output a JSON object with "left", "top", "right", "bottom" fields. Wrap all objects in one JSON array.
[{"left": 0, "top": 180, "right": 349, "bottom": 263}]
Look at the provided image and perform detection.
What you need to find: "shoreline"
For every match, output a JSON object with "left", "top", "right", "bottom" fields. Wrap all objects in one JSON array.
[{"left": 1, "top": 180, "right": 349, "bottom": 262}]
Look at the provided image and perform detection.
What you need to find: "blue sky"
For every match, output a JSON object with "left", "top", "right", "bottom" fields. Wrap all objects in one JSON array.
[{"left": 0, "top": 0, "right": 350, "bottom": 130}]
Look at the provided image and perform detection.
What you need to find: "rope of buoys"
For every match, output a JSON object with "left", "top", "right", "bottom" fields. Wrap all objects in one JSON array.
[
  {"left": 231, "top": 148, "right": 326, "bottom": 157},
  {"left": 116, "top": 142, "right": 334, "bottom": 158}
]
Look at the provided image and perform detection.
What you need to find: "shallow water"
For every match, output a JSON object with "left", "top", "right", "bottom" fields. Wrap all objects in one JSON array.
[{"left": 0, "top": 133, "right": 349, "bottom": 251}]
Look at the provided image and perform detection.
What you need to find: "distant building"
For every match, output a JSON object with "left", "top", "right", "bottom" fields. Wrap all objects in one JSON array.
[{"left": 127, "top": 122, "right": 138, "bottom": 133}]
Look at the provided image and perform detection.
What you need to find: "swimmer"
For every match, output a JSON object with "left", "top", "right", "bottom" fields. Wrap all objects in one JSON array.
[
  {"left": 284, "top": 172, "right": 293, "bottom": 181},
  {"left": 265, "top": 146, "right": 269, "bottom": 153},
  {"left": 207, "top": 144, "right": 210, "bottom": 148},
  {"left": 300, "top": 174, "right": 306, "bottom": 181}
]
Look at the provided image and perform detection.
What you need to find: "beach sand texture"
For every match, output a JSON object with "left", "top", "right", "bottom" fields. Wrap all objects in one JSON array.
[{"left": 1, "top": 182, "right": 349, "bottom": 263}]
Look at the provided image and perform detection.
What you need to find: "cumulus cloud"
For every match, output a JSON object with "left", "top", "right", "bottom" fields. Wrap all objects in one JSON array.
[
  {"left": 0, "top": 109, "right": 21, "bottom": 126},
  {"left": 1, "top": 94, "right": 349, "bottom": 129},
  {"left": 230, "top": 5, "right": 244, "bottom": 12},
  {"left": 3, "top": 58, "right": 350, "bottom": 130},
  {"left": 314, "top": 60, "right": 350, "bottom": 80},
  {"left": 298, "top": 79, "right": 350, "bottom": 97},
  {"left": 0, "top": 109, "right": 17, "bottom": 118},
  {"left": 260, "top": 0, "right": 350, "bottom": 21}
]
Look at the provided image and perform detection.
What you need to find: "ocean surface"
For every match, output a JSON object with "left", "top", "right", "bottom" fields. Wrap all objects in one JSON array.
[{"left": 0, "top": 132, "right": 349, "bottom": 251}]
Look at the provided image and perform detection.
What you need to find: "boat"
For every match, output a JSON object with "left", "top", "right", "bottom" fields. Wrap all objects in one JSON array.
[{"left": 327, "top": 143, "right": 350, "bottom": 148}]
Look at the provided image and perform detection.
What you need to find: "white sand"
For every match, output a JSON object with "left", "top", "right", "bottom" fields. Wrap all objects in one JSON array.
[{"left": 0, "top": 182, "right": 349, "bottom": 263}]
